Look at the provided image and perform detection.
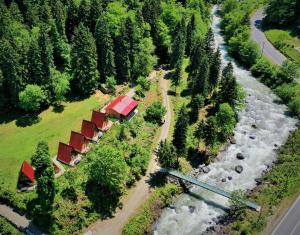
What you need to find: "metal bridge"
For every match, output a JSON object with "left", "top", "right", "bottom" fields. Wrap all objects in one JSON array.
[{"left": 160, "top": 168, "right": 261, "bottom": 212}]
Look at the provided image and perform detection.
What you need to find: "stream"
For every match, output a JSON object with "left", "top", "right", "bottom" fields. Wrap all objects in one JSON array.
[{"left": 153, "top": 6, "right": 298, "bottom": 235}]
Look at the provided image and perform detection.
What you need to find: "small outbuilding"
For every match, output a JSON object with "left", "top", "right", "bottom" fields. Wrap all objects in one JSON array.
[
  {"left": 91, "top": 110, "right": 112, "bottom": 132},
  {"left": 69, "top": 131, "right": 89, "bottom": 153},
  {"left": 57, "top": 142, "right": 80, "bottom": 166},
  {"left": 105, "top": 96, "right": 138, "bottom": 121},
  {"left": 17, "top": 161, "right": 35, "bottom": 190},
  {"left": 81, "top": 120, "right": 102, "bottom": 142}
]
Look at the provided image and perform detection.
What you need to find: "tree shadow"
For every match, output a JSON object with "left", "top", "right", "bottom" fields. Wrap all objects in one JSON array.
[
  {"left": 85, "top": 180, "right": 122, "bottom": 219},
  {"left": 180, "top": 88, "right": 191, "bottom": 97},
  {"left": 187, "top": 148, "right": 208, "bottom": 168},
  {"left": 52, "top": 104, "right": 65, "bottom": 113},
  {"left": 16, "top": 114, "right": 41, "bottom": 127},
  {"left": 167, "top": 90, "right": 176, "bottom": 96}
]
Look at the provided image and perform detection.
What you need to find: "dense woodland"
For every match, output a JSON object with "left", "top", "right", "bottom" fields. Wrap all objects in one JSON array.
[{"left": 0, "top": 0, "right": 210, "bottom": 112}]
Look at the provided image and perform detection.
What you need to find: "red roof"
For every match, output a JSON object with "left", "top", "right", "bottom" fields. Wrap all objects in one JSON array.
[
  {"left": 106, "top": 96, "right": 138, "bottom": 116},
  {"left": 81, "top": 120, "right": 97, "bottom": 140},
  {"left": 57, "top": 142, "right": 74, "bottom": 164},
  {"left": 91, "top": 111, "right": 107, "bottom": 129},
  {"left": 21, "top": 161, "right": 35, "bottom": 183},
  {"left": 69, "top": 131, "right": 87, "bottom": 152}
]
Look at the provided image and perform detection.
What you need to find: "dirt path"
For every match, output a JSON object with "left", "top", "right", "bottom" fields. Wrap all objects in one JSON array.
[{"left": 86, "top": 69, "right": 172, "bottom": 235}]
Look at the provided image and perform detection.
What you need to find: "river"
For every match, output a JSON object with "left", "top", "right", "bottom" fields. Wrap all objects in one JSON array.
[{"left": 153, "top": 6, "right": 298, "bottom": 235}]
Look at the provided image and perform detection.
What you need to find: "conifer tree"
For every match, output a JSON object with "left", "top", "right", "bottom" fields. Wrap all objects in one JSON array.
[
  {"left": 172, "top": 62, "right": 182, "bottom": 93},
  {"left": 65, "top": 0, "right": 78, "bottom": 41},
  {"left": 95, "top": 17, "right": 116, "bottom": 83},
  {"left": 90, "top": 0, "right": 103, "bottom": 33},
  {"left": 78, "top": 0, "right": 91, "bottom": 27},
  {"left": 204, "top": 116, "right": 218, "bottom": 147},
  {"left": 217, "top": 62, "right": 238, "bottom": 107},
  {"left": 189, "top": 94, "right": 204, "bottom": 123},
  {"left": 209, "top": 47, "right": 221, "bottom": 91},
  {"left": 195, "top": 120, "right": 205, "bottom": 141},
  {"left": 192, "top": 57, "right": 210, "bottom": 97},
  {"left": 71, "top": 23, "right": 99, "bottom": 95},
  {"left": 157, "top": 140, "right": 178, "bottom": 168},
  {"left": 0, "top": 69, "right": 5, "bottom": 108},
  {"left": 186, "top": 14, "right": 196, "bottom": 56},
  {"left": 39, "top": 0, "right": 52, "bottom": 24},
  {"left": 170, "top": 19, "right": 186, "bottom": 68},
  {"left": 50, "top": 0, "right": 67, "bottom": 36},
  {"left": 204, "top": 27, "right": 214, "bottom": 57},
  {"left": 188, "top": 38, "right": 204, "bottom": 79},
  {"left": 173, "top": 105, "right": 189, "bottom": 155},
  {"left": 28, "top": 37, "right": 43, "bottom": 85}
]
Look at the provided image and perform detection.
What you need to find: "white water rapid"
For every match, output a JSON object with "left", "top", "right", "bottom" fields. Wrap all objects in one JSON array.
[{"left": 153, "top": 6, "right": 298, "bottom": 235}]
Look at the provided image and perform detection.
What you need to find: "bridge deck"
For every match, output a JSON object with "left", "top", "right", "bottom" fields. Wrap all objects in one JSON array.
[{"left": 160, "top": 168, "right": 261, "bottom": 212}]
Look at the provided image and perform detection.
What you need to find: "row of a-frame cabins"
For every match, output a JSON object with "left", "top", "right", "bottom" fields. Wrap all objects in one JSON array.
[{"left": 18, "top": 96, "right": 138, "bottom": 190}]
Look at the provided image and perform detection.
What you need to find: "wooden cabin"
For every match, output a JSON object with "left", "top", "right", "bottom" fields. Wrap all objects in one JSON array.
[
  {"left": 69, "top": 131, "right": 89, "bottom": 153},
  {"left": 81, "top": 120, "right": 102, "bottom": 142},
  {"left": 105, "top": 96, "right": 138, "bottom": 121},
  {"left": 57, "top": 142, "right": 78, "bottom": 166},
  {"left": 91, "top": 110, "right": 112, "bottom": 132},
  {"left": 17, "top": 161, "right": 35, "bottom": 189}
]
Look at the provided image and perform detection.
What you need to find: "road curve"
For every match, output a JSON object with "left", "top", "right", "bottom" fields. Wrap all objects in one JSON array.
[
  {"left": 250, "top": 8, "right": 287, "bottom": 65},
  {"left": 86, "top": 69, "right": 172, "bottom": 235},
  {"left": 271, "top": 196, "right": 300, "bottom": 235}
]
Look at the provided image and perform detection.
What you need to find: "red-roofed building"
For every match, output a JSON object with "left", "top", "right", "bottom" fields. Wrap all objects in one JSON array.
[
  {"left": 17, "top": 161, "right": 35, "bottom": 189},
  {"left": 57, "top": 142, "right": 78, "bottom": 166},
  {"left": 81, "top": 120, "right": 101, "bottom": 141},
  {"left": 91, "top": 110, "right": 112, "bottom": 132},
  {"left": 69, "top": 131, "right": 89, "bottom": 153},
  {"left": 105, "top": 96, "right": 138, "bottom": 120}
]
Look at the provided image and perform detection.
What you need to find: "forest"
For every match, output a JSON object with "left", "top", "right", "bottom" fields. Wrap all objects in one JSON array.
[{"left": 0, "top": 0, "right": 209, "bottom": 113}]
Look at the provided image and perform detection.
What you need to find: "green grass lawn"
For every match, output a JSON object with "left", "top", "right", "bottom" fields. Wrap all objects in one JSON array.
[
  {"left": 0, "top": 94, "right": 108, "bottom": 190},
  {"left": 265, "top": 29, "right": 300, "bottom": 64}
]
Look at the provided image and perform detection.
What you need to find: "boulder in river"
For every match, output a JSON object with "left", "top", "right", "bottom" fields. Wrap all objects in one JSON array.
[
  {"left": 236, "top": 153, "right": 245, "bottom": 160},
  {"left": 255, "top": 178, "right": 263, "bottom": 185},
  {"left": 235, "top": 165, "right": 243, "bottom": 174},
  {"left": 229, "top": 136, "right": 236, "bottom": 144},
  {"left": 189, "top": 205, "right": 196, "bottom": 213},
  {"left": 169, "top": 204, "right": 175, "bottom": 209},
  {"left": 221, "top": 178, "right": 226, "bottom": 182},
  {"left": 251, "top": 124, "right": 257, "bottom": 129},
  {"left": 274, "top": 144, "right": 278, "bottom": 147},
  {"left": 228, "top": 176, "right": 232, "bottom": 180},
  {"left": 202, "top": 166, "right": 210, "bottom": 173},
  {"left": 249, "top": 135, "right": 256, "bottom": 139}
]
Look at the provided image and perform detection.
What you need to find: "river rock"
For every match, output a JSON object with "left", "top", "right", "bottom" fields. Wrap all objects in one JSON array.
[
  {"left": 229, "top": 136, "right": 236, "bottom": 144},
  {"left": 202, "top": 166, "right": 210, "bottom": 173},
  {"left": 249, "top": 135, "right": 256, "bottom": 139},
  {"left": 255, "top": 178, "right": 263, "bottom": 185},
  {"left": 236, "top": 153, "right": 245, "bottom": 160},
  {"left": 189, "top": 205, "right": 196, "bottom": 213},
  {"left": 228, "top": 176, "right": 232, "bottom": 180},
  {"left": 169, "top": 204, "right": 175, "bottom": 209},
  {"left": 274, "top": 144, "right": 278, "bottom": 147},
  {"left": 251, "top": 124, "right": 257, "bottom": 129},
  {"left": 235, "top": 165, "right": 243, "bottom": 174},
  {"left": 221, "top": 178, "right": 226, "bottom": 182}
]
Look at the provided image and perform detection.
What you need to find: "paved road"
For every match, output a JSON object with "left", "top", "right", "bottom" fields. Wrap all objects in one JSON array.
[
  {"left": 86, "top": 69, "right": 172, "bottom": 235},
  {"left": 250, "top": 8, "right": 287, "bottom": 65},
  {"left": 0, "top": 204, "right": 44, "bottom": 234},
  {"left": 271, "top": 196, "right": 300, "bottom": 235}
]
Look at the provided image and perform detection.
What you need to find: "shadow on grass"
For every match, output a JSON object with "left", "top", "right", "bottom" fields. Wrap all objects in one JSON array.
[
  {"left": 16, "top": 114, "right": 41, "bottom": 127},
  {"left": 52, "top": 105, "right": 65, "bottom": 113}
]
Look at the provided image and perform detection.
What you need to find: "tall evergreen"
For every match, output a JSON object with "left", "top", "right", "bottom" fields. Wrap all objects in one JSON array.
[
  {"left": 192, "top": 57, "right": 210, "bottom": 97},
  {"left": 65, "top": 0, "right": 78, "bottom": 41},
  {"left": 39, "top": 0, "right": 53, "bottom": 25},
  {"left": 71, "top": 23, "right": 99, "bottom": 95},
  {"left": 28, "top": 36, "right": 43, "bottom": 85},
  {"left": 188, "top": 38, "right": 204, "bottom": 79},
  {"left": 209, "top": 47, "right": 221, "bottom": 91},
  {"left": 90, "top": 0, "right": 103, "bottom": 34},
  {"left": 186, "top": 14, "right": 196, "bottom": 56},
  {"left": 50, "top": 0, "right": 67, "bottom": 36},
  {"left": 217, "top": 62, "right": 238, "bottom": 107},
  {"left": 157, "top": 140, "right": 178, "bottom": 168},
  {"left": 115, "top": 22, "right": 131, "bottom": 83},
  {"left": 95, "top": 17, "right": 116, "bottom": 83},
  {"left": 173, "top": 105, "right": 189, "bottom": 155},
  {"left": 204, "top": 28, "right": 214, "bottom": 56},
  {"left": 78, "top": 0, "right": 91, "bottom": 27},
  {"left": 170, "top": 19, "right": 186, "bottom": 68}
]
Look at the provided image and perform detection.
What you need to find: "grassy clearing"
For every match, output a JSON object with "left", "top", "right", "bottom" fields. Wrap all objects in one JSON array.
[
  {"left": 265, "top": 29, "right": 300, "bottom": 64},
  {"left": 0, "top": 95, "right": 108, "bottom": 190}
]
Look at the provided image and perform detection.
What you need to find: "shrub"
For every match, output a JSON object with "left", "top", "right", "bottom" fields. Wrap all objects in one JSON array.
[
  {"left": 288, "top": 96, "right": 300, "bottom": 118},
  {"left": 145, "top": 101, "right": 166, "bottom": 124},
  {"left": 275, "top": 83, "right": 300, "bottom": 103},
  {"left": 106, "top": 76, "right": 116, "bottom": 92},
  {"left": 19, "top": 84, "right": 46, "bottom": 112},
  {"left": 136, "top": 76, "right": 150, "bottom": 91},
  {"left": 239, "top": 40, "right": 260, "bottom": 68}
]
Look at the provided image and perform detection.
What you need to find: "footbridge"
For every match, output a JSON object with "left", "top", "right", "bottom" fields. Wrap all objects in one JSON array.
[{"left": 159, "top": 168, "right": 261, "bottom": 212}]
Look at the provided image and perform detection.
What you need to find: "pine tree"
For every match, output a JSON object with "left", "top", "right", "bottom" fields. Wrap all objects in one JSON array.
[
  {"left": 90, "top": 0, "right": 103, "bottom": 34},
  {"left": 217, "top": 62, "right": 238, "bottom": 107},
  {"left": 50, "top": 0, "right": 67, "bottom": 36},
  {"left": 71, "top": 23, "right": 99, "bottom": 95},
  {"left": 157, "top": 140, "right": 178, "bottom": 168},
  {"left": 31, "top": 141, "right": 55, "bottom": 228},
  {"left": 95, "top": 17, "right": 116, "bottom": 83},
  {"left": 28, "top": 37, "right": 43, "bottom": 85},
  {"left": 209, "top": 47, "right": 221, "bottom": 91},
  {"left": 78, "top": 0, "right": 91, "bottom": 27},
  {"left": 204, "top": 116, "right": 218, "bottom": 147},
  {"left": 192, "top": 57, "right": 210, "bottom": 97},
  {"left": 170, "top": 19, "right": 186, "bottom": 68},
  {"left": 204, "top": 27, "right": 214, "bottom": 56},
  {"left": 39, "top": 0, "right": 52, "bottom": 24},
  {"left": 172, "top": 62, "right": 182, "bottom": 93},
  {"left": 115, "top": 22, "right": 131, "bottom": 83},
  {"left": 186, "top": 14, "right": 196, "bottom": 56},
  {"left": 173, "top": 105, "right": 189, "bottom": 155},
  {"left": 188, "top": 38, "right": 204, "bottom": 79},
  {"left": 0, "top": 69, "right": 6, "bottom": 109},
  {"left": 65, "top": 0, "right": 78, "bottom": 41},
  {"left": 195, "top": 120, "right": 205, "bottom": 141},
  {"left": 189, "top": 94, "right": 204, "bottom": 123}
]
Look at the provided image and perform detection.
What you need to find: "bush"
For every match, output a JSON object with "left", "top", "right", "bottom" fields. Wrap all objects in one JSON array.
[
  {"left": 275, "top": 83, "right": 300, "bottom": 103},
  {"left": 145, "top": 101, "right": 166, "bottom": 124},
  {"left": 239, "top": 40, "right": 260, "bottom": 68},
  {"left": 250, "top": 58, "right": 276, "bottom": 85},
  {"left": 19, "top": 84, "right": 46, "bottom": 112},
  {"left": 136, "top": 76, "right": 150, "bottom": 91},
  {"left": 106, "top": 76, "right": 116, "bottom": 92},
  {"left": 288, "top": 96, "right": 300, "bottom": 117}
]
